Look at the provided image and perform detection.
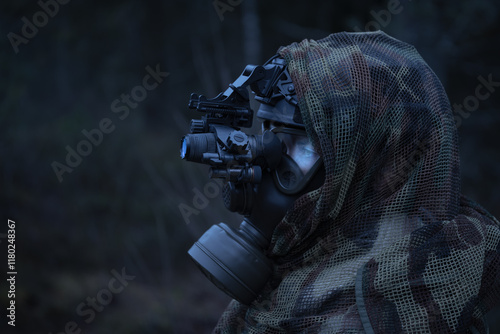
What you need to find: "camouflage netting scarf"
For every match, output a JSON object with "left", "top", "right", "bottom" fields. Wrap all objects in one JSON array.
[{"left": 214, "top": 31, "right": 500, "bottom": 333}]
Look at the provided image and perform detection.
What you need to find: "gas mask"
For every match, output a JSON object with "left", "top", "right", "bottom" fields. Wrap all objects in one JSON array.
[{"left": 180, "top": 56, "right": 324, "bottom": 305}]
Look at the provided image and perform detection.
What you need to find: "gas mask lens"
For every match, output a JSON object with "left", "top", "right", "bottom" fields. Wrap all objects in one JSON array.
[
  {"left": 277, "top": 132, "right": 319, "bottom": 174},
  {"left": 273, "top": 129, "right": 322, "bottom": 194}
]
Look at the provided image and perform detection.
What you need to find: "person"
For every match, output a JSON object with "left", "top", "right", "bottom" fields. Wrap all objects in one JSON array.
[{"left": 189, "top": 31, "right": 500, "bottom": 333}]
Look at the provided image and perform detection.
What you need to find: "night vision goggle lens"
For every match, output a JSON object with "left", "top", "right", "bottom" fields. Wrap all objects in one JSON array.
[{"left": 180, "top": 137, "right": 188, "bottom": 159}]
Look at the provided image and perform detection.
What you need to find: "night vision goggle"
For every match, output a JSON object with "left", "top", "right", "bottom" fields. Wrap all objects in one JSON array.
[{"left": 180, "top": 56, "right": 321, "bottom": 194}]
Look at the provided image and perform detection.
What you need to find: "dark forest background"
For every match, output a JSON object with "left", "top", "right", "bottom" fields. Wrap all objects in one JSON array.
[{"left": 1, "top": 0, "right": 499, "bottom": 333}]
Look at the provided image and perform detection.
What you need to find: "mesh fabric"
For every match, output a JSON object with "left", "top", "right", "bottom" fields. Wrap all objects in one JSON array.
[{"left": 213, "top": 31, "right": 500, "bottom": 334}]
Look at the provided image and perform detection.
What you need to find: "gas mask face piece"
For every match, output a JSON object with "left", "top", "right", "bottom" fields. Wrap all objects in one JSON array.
[{"left": 181, "top": 56, "right": 323, "bottom": 305}]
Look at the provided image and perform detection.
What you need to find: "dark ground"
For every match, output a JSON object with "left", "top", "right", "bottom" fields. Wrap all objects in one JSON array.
[{"left": 1, "top": 0, "right": 499, "bottom": 333}]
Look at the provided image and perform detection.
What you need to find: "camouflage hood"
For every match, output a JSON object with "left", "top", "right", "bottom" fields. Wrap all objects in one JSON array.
[{"left": 214, "top": 31, "right": 500, "bottom": 333}]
